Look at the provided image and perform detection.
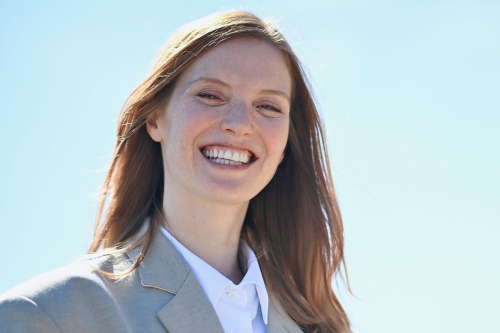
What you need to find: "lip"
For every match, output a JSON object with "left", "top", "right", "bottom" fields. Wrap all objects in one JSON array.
[{"left": 201, "top": 152, "right": 254, "bottom": 170}]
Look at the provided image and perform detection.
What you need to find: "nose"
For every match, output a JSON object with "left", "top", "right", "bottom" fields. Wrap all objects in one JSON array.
[{"left": 220, "top": 101, "right": 254, "bottom": 136}]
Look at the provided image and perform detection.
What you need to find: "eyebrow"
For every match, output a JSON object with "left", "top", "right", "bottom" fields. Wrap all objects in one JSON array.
[
  {"left": 187, "top": 77, "right": 291, "bottom": 103},
  {"left": 187, "top": 77, "right": 230, "bottom": 89}
]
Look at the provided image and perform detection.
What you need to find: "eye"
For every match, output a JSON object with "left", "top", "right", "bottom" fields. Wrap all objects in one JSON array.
[
  {"left": 197, "top": 93, "right": 221, "bottom": 100},
  {"left": 258, "top": 104, "right": 282, "bottom": 113}
]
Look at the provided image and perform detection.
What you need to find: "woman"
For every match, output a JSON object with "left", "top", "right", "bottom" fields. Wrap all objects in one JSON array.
[{"left": 0, "top": 11, "right": 350, "bottom": 333}]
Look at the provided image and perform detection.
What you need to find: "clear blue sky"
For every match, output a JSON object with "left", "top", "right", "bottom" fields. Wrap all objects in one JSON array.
[{"left": 1, "top": 0, "right": 498, "bottom": 332}]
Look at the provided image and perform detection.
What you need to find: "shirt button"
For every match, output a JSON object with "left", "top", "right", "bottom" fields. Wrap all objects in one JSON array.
[{"left": 227, "top": 290, "right": 239, "bottom": 302}]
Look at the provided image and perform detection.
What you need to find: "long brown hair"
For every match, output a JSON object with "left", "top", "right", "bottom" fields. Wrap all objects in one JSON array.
[{"left": 90, "top": 10, "right": 350, "bottom": 333}]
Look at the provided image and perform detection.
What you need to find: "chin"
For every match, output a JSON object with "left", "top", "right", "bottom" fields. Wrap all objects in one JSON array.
[{"left": 202, "top": 186, "right": 257, "bottom": 206}]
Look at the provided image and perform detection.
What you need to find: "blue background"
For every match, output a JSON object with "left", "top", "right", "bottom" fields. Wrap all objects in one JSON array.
[{"left": 1, "top": 1, "right": 498, "bottom": 332}]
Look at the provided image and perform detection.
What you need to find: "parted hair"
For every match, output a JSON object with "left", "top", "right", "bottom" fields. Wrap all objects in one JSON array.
[{"left": 90, "top": 10, "right": 350, "bottom": 333}]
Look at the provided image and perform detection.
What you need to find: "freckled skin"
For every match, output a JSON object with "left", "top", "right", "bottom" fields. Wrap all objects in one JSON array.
[{"left": 148, "top": 37, "right": 291, "bottom": 206}]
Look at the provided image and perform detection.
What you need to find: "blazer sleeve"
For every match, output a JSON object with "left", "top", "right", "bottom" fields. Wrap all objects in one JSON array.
[{"left": 0, "top": 293, "right": 62, "bottom": 333}]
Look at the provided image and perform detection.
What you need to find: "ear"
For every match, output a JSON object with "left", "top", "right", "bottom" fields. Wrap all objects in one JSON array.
[{"left": 145, "top": 112, "right": 163, "bottom": 143}]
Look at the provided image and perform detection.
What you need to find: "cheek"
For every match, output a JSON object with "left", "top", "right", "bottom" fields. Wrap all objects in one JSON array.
[
  {"left": 259, "top": 118, "right": 289, "bottom": 155},
  {"left": 167, "top": 103, "right": 214, "bottom": 142}
]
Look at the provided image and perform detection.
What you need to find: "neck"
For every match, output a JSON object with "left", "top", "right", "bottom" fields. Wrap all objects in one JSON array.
[{"left": 162, "top": 189, "right": 249, "bottom": 284}]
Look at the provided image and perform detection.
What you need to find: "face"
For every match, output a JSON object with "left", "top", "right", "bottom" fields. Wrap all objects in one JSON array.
[{"left": 147, "top": 37, "right": 292, "bottom": 206}]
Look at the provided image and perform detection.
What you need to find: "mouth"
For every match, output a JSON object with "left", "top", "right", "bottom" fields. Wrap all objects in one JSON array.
[{"left": 200, "top": 145, "right": 255, "bottom": 166}]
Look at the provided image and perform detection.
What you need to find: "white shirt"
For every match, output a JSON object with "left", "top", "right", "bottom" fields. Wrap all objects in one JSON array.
[{"left": 161, "top": 227, "right": 269, "bottom": 333}]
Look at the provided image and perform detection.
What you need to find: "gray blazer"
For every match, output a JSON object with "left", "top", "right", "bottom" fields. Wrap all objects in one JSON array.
[{"left": 0, "top": 231, "right": 302, "bottom": 332}]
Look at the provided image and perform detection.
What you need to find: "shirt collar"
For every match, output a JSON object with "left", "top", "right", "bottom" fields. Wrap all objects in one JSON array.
[
  {"left": 160, "top": 227, "right": 269, "bottom": 324},
  {"left": 239, "top": 244, "right": 269, "bottom": 324}
]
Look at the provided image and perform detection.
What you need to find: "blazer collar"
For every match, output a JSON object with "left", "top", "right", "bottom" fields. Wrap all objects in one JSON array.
[
  {"left": 126, "top": 223, "right": 302, "bottom": 333},
  {"left": 126, "top": 225, "right": 190, "bottom": 294},
  {"left": 268, "top": 297, "right": 304, "bottom": 333}
]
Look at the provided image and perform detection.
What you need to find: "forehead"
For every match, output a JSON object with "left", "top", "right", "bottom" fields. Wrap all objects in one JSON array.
[{"left": 178, "top": 37, "right": 292, "bottom": 95}]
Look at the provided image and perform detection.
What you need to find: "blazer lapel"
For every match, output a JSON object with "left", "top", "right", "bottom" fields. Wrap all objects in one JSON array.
[
  {"left": 126, "top": 228, "right": 224, "bottom": 333},
  {"left": 267, "top": 297, "right": 303, "bottom": 333},
  {"left": 157, "top": 271, "right": 224, "bottom": 332}
]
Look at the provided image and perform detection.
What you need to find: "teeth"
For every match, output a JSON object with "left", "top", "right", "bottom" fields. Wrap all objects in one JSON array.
[
  {"left": 202, "top": 147, "right": 252, "bottom": 164},
  {"left": 210, "top": 158, "right": 243, "bottom": 165}
]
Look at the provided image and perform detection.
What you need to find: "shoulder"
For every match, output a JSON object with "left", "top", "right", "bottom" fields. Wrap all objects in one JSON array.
[
  {"left": 0, "top": 253, "right": 136, "bottom": 332},
  {"left": 1, "top": 253, "right": 130, "bottom": 302}
]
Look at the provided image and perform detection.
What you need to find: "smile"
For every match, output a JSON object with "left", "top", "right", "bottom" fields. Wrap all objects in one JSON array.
[{"left": 201, "top": 145, "right": 253, "bottom": 166}]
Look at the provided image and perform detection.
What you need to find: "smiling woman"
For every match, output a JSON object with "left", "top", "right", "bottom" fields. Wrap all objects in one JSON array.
[
  {"left": 147, "top": 38, "right": 291, "bottom": 208},
  {"left": 0, "top": 11, "right": 350, "bottom": 333}
]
